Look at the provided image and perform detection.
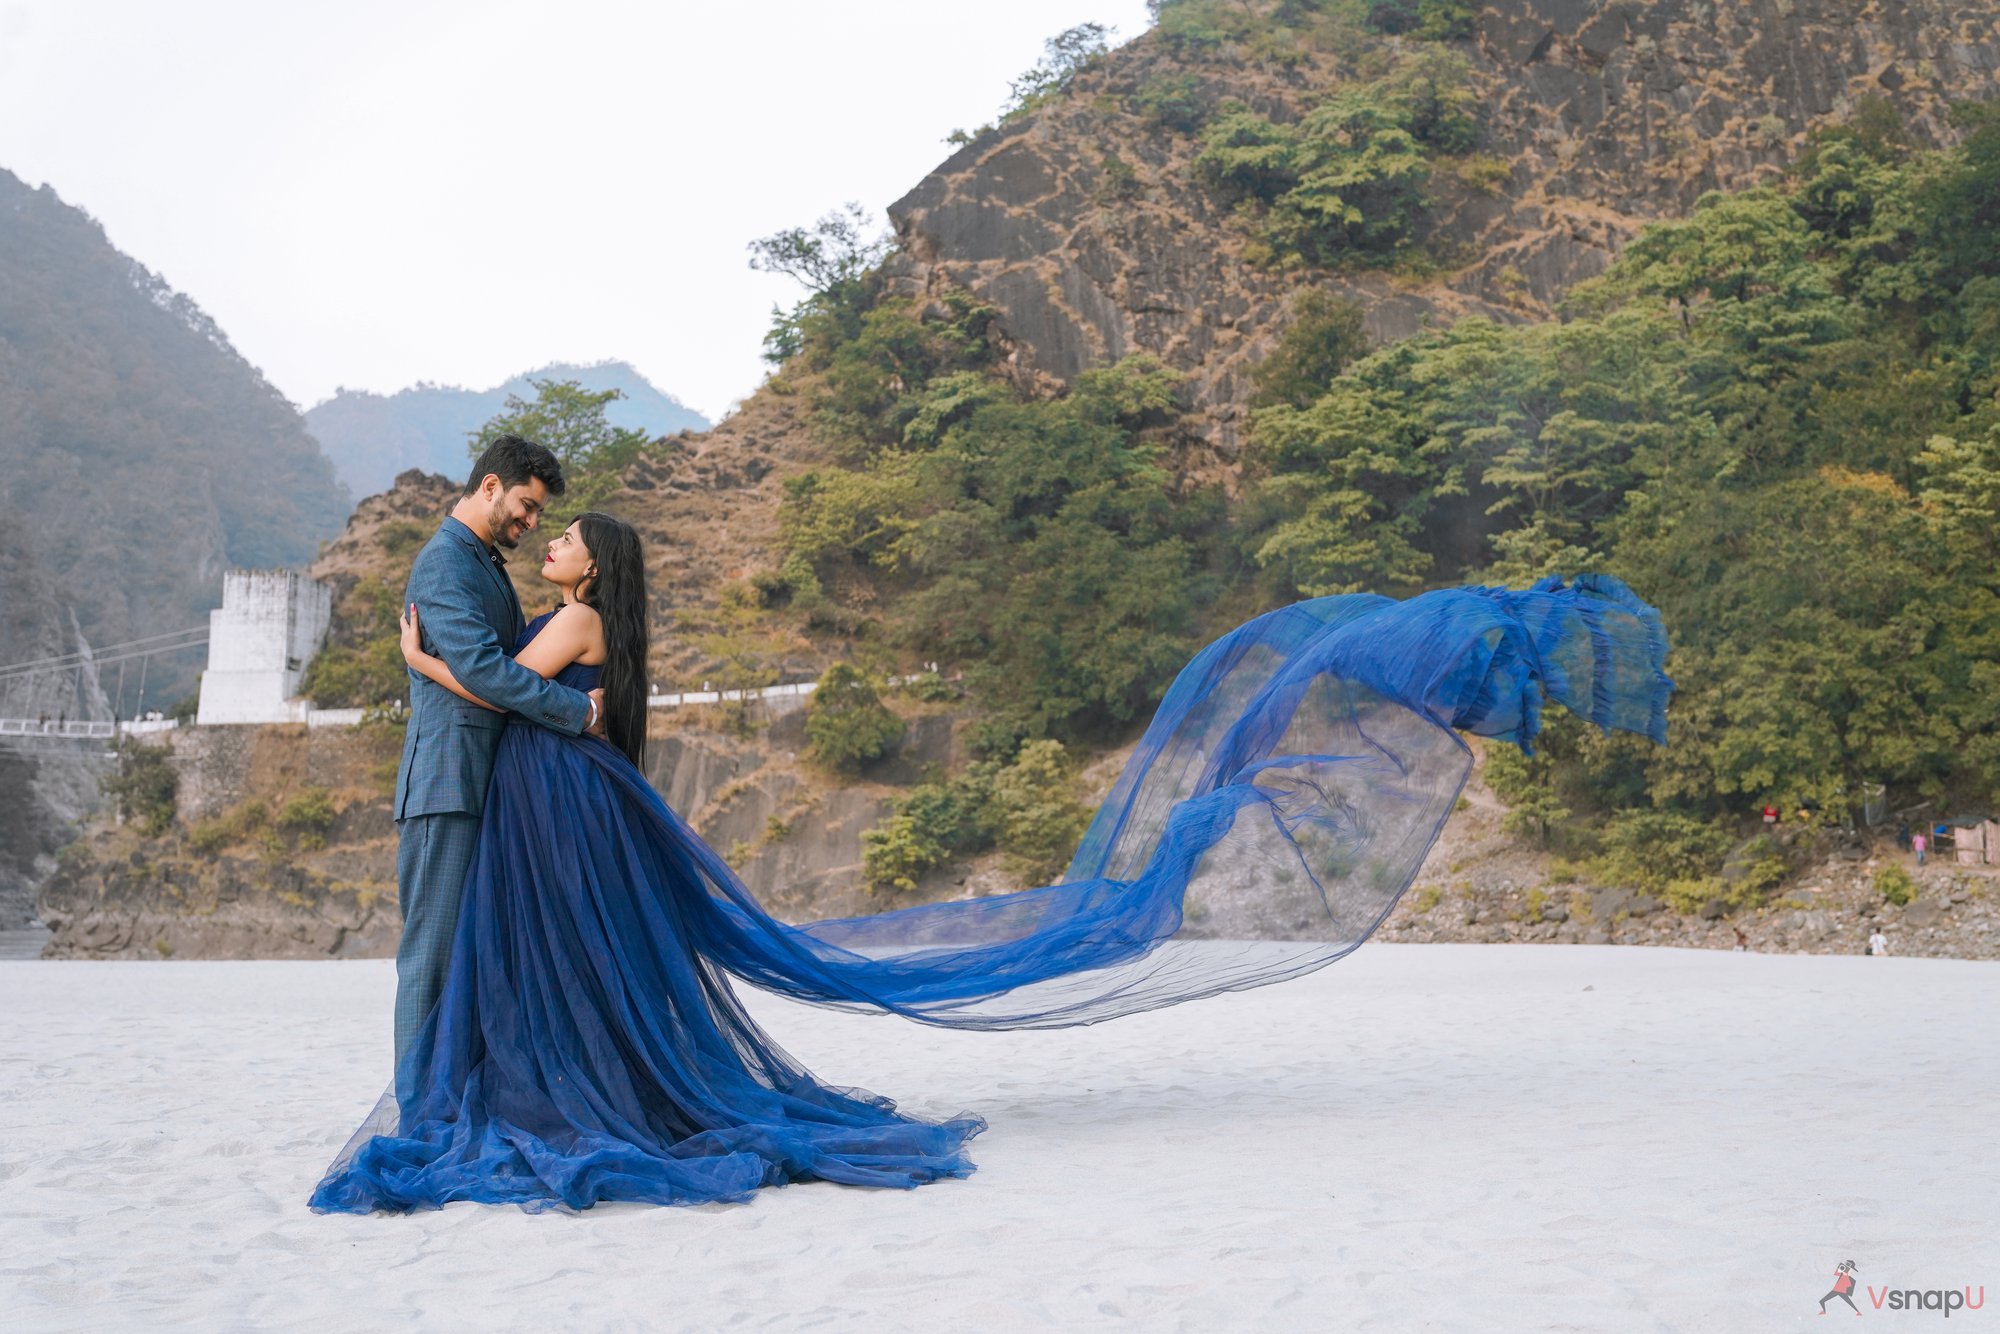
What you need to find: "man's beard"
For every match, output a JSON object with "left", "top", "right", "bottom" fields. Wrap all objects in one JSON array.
[{"left": 488, "top": 499, "right": 521, "bottom": 549}]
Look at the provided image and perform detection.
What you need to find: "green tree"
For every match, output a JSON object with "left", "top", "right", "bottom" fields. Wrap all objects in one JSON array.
[
  {"left": 1252, "top": 289, "right": 1371, "bottom": 409},
  {"left": 1004, "top": 23, "right": 1112, "bottom": 120},
  {"left": 785, "top": 353, "right": 1222, "bottom": 742},
  {"left": 749, "top": 203, "right": 892, "bottom": 365},
  {"left": 860, "top": 814, "right": 941, "bottom": 893},
  {"left": 1483, "top": 742, "right": 1569, "bottom": 848},
  {"left": 1364, "top": 0, "right": 1475, "bottom": 41},
  {"left": 467, "top": 377, "right": 652, "bottom": 513},
  {"left": 103, "top": 742, "right": 177, "bottom": 836},
  {"left": 804, "top": 663, "right": 905, "bottom": 770},
  {"left": 300, "top": 576, "right": 407, "bottom": 708},
  {"left": 1193, "top": 52, "right": 1477, "bottom": 267},
  {"left": 989, "top": 739, "right": 1092, "bottom": 885}
]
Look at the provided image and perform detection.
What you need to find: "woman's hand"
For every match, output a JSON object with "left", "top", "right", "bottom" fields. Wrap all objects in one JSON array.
[{"left": 400, "top": 603, "right": 424, "bottom": 665}]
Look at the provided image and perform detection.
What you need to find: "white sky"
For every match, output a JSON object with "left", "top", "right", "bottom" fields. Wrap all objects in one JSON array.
[{"left": 0, "top": 0, "right": 1154, "bottom": 422}]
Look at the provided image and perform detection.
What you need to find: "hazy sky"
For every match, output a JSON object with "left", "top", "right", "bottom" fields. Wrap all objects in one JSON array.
[{"left": 0, "top": 0, "right": 1154, "bottom": 422}]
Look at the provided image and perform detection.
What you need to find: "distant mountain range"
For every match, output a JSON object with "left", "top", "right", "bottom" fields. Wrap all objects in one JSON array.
[{"left": 305, "top": 362, "right": 710, "bottom": 499}]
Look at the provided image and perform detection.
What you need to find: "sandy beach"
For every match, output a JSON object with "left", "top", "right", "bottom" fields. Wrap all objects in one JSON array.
[{"left": 3, "top": 943, "right": 1994, "bottom": 1330}]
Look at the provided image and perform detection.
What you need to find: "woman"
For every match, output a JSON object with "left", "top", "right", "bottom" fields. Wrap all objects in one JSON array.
[{"left": 311, "top": 511, "right": 1672, "bottom": 1213}]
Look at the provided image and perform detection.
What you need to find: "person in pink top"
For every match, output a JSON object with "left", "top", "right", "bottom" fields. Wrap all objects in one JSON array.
[{"left": 1913, "top": 831, "right": 1928, "bottom": 866}]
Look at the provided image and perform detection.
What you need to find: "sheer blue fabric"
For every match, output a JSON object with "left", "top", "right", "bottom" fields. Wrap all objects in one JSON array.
[{"left": 310, "top": 575, "right": 1670, "bottom": 1213}]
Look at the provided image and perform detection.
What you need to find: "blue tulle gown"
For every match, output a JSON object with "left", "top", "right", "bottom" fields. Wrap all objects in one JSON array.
[{"left": 310, "top": 575, "right": 1671, "bottom": 1214}]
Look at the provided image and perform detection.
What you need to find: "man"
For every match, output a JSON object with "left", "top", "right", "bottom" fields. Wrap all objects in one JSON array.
[{"left": 392, "top": 434, "right": 603, "bottom": 1095}]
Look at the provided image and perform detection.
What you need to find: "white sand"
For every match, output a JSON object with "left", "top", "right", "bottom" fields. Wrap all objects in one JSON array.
[{"left": 3, "top": 944, "right": 1994, "bottom": 1331}]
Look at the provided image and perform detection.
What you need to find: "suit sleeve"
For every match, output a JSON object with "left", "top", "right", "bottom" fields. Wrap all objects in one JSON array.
[{"left": 411, "top": 545, "right": 593, "bottom": 735}]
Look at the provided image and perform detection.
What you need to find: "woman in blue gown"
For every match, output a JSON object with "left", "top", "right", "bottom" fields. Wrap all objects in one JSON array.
[{"left": 309, "top": 511, "right": 1671, "bottom": 1215}]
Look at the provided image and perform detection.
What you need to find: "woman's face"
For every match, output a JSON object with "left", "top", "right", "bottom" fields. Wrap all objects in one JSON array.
[{"left": 541, "top": 522, "right": 595, "bottom": 590}]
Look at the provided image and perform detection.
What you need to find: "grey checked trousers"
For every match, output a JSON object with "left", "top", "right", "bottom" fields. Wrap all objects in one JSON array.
[{"left": 393, "top": 811, "right": 482, "bottom": 1098}]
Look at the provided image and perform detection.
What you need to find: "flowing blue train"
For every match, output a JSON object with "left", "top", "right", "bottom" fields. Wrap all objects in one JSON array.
[{"left": 310, "top": 575, "right": 1671, "bottom": 1213}]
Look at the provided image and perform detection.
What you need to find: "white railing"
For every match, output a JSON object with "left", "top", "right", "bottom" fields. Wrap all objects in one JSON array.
[
  {"left": 643, "top": 670, "right": 943, "bottom": 711},
  {"left": 1, "top": 669, "right": 938, "bottom": 741},
  {"left": 0, "top": 718, "right": 115, "bottom": 738},
  {"left": 647, "top": 681, "right": 820, "bottom": 709},
  {"left": 305, "top": 707, "right": 366, "bottom": 728},
  {"left": 0, "top": 717, "right": 183, "bottom": 743}
]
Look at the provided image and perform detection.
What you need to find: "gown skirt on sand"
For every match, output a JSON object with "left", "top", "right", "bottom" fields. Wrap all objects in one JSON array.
[{"left": 309, "top": 575, "right": 1671, "bottom": 1213}]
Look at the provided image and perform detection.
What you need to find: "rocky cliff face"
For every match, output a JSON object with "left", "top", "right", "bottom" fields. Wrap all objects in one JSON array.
[
  {"left": 613, "top": 1, "right": 2000, "bottom": 664},
  {"left": 0, "top": 505, "right": 114, "bottom": 927},
  {"left": 37, "top": 722, "right": 403, "bottom": 960},
  {"left": 37, "top": 692, "right": 974, "bottom": 959},
  {"left": 884, "top": 0, "right": 2000, "bottom": 457}
]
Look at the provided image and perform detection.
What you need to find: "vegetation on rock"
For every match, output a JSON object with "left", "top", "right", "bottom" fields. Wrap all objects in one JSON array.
[
  {"left": 1193, "top": 49, "right": 1480, "bottom": 268},
  {"left": 769, "top": 88, "right": 2000, "bottom": 905},
  {"left": 802, "top": 663, "right": 903, "bottom": 770},
  {"left": 1247, "top": 100, "right": 2000, "bottom": 881},
  {"left": 299, "top": 576, "right": 406, "bottom": 709},
  {"left": 101, "top": 743, "right": 177, "bottom": 837}
]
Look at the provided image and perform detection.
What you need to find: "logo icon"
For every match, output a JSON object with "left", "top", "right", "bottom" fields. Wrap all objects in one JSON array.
[{"left": 1820, "top": 1260, "right": 1861, "bottom": 1316}]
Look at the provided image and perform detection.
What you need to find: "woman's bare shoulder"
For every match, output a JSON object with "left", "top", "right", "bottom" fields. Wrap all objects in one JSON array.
[{"left": 549, "top": 601, "right": 607, "bottom": 661}]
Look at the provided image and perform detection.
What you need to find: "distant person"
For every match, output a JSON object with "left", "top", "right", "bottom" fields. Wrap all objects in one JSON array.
[
  {"left": 1819, "top": 1259, "right": 1860, "bottom": 1314},
  {"left": 1868, "top": 930, "right": 1889, "bottom": 956},
  {"left": 1733, "top": 926, "right": 1748, "bottom": 951},
  {"left": 1896, "top": 822, "right": 1912, "bottom": 852},
  {"left": 1913, "top": 832, "right": 1927, "bottom": 866}
]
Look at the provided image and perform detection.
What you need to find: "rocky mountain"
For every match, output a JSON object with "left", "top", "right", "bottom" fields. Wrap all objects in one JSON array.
[
  {"left": 304, "top": 361, "right": 709, "bottom": 500},
  {"left": 0, "top": 519, "right": 114, "bottom": 927},
  {"left": 615, "top": 0, "right": 2000, "bottom": 649},
  {"left": 0, "top": 167, "right": 352, "bottom": 712},
  {"left": 884, "top": 0, "right": 2000, "bottom": 457}
]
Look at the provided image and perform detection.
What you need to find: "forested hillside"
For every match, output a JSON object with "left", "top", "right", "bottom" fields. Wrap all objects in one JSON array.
[
  {"left": 0, "top": 167, "right": 351, "bottom": 709},
  {"left": 597, "top": 0, "right": 2000, "bottom": 906}
]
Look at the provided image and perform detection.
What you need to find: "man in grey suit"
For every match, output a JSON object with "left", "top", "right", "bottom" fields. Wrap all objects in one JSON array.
[{"left": 392, "top": 434, "right": 603, "bottom": 1093}]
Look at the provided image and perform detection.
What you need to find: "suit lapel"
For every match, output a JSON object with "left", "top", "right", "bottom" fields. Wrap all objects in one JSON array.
[{"left": 444, "top": 517, "right": 527, "bottom": 639}]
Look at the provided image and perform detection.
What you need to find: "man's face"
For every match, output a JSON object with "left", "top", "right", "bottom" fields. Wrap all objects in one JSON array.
[{"left": 484, "top": 477, "right": 551, "bottom": 549}]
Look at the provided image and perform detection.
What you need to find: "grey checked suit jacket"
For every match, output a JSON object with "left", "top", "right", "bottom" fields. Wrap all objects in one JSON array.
[{"left": 393, "top": 516, "right": 594, "bottom": 821}]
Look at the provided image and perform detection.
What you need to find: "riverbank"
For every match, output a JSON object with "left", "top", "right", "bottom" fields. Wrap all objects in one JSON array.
[{"left": 3, "top": 945, "right": 1992, "bottom": 1328}]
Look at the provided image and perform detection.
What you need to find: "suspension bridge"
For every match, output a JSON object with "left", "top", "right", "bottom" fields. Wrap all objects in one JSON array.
[{"left": 0, "top": 623, "right": 209, "bottom": 749}]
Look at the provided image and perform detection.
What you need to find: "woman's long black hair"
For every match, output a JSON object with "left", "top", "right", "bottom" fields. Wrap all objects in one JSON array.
[{"left": 572, "top": 511, "right": 649, "bottom": 768}]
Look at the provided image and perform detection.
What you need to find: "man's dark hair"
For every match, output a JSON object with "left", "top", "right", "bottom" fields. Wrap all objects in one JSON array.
[{"left": 464, "top": 434, "right": 566, "bottom": 497}]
